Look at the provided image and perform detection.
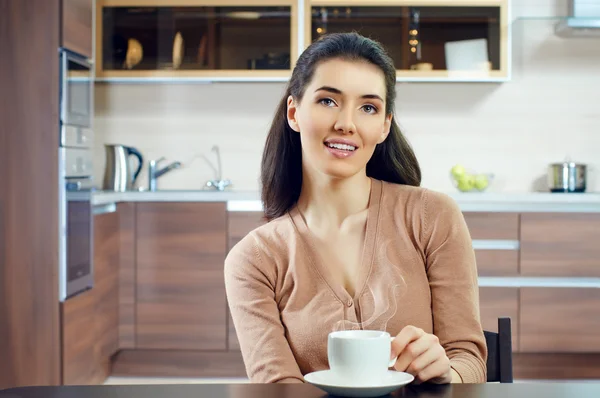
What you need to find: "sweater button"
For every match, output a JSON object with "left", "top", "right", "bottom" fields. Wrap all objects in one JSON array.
[{"left": 347, "top": 300, "right": 353, "bottom": 307}]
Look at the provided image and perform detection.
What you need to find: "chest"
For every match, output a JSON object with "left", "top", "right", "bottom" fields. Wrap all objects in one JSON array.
[{"left": 311, "top": 223, "right": 366, "bottom": 298}]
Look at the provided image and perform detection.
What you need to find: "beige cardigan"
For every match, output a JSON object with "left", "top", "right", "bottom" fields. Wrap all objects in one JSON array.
[{"left": 224, "top": 179, "right": 487, "bottom": 383}]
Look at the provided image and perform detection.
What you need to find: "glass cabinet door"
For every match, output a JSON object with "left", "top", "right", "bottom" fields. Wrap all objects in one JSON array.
[
  {"left": 306, "top": 1, "right": 509, "bottom": 81},
  {"left": 97, "top": 0, "right": 297, "bottom": 79}
]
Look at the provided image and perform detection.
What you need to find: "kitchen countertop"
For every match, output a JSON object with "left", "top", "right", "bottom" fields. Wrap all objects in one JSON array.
[
  {"left": 92, "top": 190, "right": 600, "bottom": 213},
  {"left": 92, "top": 189, "right": 260, "bottom": 205}
]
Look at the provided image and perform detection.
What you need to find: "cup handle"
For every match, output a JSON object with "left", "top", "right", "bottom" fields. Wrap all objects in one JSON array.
[{"left": 389, "top": 337, "right": 399, "bottom": 368}]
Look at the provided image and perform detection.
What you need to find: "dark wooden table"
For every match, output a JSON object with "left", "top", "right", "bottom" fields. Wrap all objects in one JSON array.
[{"left": 2, "top": 383, "right": 600, "bottom": 398}]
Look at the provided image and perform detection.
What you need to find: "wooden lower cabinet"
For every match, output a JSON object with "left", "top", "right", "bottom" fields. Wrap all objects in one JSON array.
[
  {"left": 67, "top": 204, "right": 600, "bottom": 380},
  {"left": 62, "top": 206, "right": 122, "bottom": 384},
  {"left": 118, "top": 203, "right": 136, "bottom": 349},
  {"left": 94, "top": 208, "right": 120, "bottom": 362},
  {"left": 463, "top": 212, "right": 520, "bottom": 277},
  {"left": 520, "top": 288, "right": 600, "bottom": 353},
  {"left": 62, "top": 290, "right": 108, "bottom": 385},
  {"left": 520, "top": 213, "right": 600, "bottom": 277},
  {"left": 135, "top": 202, "right": 228, "bottom": 350},
  {"left": 479, "top": 287, "right": 519, "bottom": 351},
  {"left": 227, "top": 211, "right": 266, "bottom": 250},
  {"left": 463, "top": 212, "right": 519, "bottom": 240},
  {"left": 475, "top": 250, "right": 519, "bottom": 276}
]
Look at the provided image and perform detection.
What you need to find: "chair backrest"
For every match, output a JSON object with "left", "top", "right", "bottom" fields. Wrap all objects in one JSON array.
[{"left": 483, "top": 317, "right": 513, "bottom": 383}]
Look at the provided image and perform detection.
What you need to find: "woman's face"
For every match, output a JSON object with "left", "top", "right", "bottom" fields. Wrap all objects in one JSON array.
[{"left": 287, "top": 58, "right": 392, "bottom": 181}]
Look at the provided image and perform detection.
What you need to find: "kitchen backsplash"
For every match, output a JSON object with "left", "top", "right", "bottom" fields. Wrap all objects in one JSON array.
[{"left": 94, "top": 1, "right": 600, "bottom": 193}]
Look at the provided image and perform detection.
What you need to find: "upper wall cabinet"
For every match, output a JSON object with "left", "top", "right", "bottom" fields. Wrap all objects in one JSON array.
[
  {"left": 96, "top": 0, "right": 298, "bottom": 81},
  {"left": 96, "top": 0, "right": 510, "bottom": 82},
  {"left": 63, "top": 0, "right": 94, "bottom": 58},
  {"left": 305, "top": 0, "right": 510, "bottom": 82}
]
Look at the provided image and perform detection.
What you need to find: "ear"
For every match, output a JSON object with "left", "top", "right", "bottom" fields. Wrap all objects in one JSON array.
[
  {"left": 287, "top": 95, "right": 300, "bottom": 132},
  {"left": 378, "top": 113, "right": 393, "bottom": 144}
]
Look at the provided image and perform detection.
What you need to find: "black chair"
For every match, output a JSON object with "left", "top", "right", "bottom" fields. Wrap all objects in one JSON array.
[{"left": 483, "top": 317, "right": 513, "bottom": 383}]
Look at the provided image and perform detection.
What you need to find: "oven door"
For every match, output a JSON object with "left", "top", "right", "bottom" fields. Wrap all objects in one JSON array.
[
  {"left": 60, "top": 49, "right": 93, "bottom": 128},
  {"left": 65, "top": 185, "right": 94, "bottom": 299},
  {"left": 58, "top": 147, "right": 94, "bottom": 301}
]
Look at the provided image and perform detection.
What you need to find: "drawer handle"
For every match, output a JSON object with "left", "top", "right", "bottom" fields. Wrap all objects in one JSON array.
[
  {"left": 93, "top": 203, "right": 117, "bottom": 215},
  {"left": 472, "top": 240, "right": 520, "bottom": 250}
]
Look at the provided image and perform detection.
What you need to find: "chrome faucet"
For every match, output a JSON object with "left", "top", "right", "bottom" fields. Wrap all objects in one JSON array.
[
  {"left": 204, "top": 145, "right": 231, "bottom": 191},
  {"left": 148, "top": 157, "right": 182, "bottom": 192}
]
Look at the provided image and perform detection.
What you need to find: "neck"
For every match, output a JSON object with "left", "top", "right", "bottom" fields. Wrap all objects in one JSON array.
[{"left": 297, "top": 167, "right": 372, "bottom": 229}]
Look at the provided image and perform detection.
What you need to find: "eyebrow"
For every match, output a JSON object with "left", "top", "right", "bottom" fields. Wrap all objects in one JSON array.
[{"left": 314, "top": 86, "right": 384, "bottom": 102}]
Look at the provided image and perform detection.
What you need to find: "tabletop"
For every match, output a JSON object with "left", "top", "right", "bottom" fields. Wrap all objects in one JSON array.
[{"left": 2, "top": 383, "right": 600, "bottom": 398}]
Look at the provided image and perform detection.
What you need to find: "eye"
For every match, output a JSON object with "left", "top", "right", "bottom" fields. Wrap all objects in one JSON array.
[
  {"left": 362, "top": 104, "right": 378, "bottom": 114},
  {"left": 318, "top": 98, "right": 336, "bottom": 107}
]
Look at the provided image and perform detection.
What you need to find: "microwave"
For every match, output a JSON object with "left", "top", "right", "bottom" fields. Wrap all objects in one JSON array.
[{"left": 60, "top": 49, "right": 93, "bottom": 128}]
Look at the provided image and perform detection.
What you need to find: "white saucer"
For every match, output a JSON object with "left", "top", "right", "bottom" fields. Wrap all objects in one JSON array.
[{"left": 304, "top": 370, "right": 414, "bottom": 398}]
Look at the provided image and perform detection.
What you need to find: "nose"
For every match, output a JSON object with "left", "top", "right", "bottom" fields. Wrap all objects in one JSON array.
[{"left": 333, "top": 107, "right": 356, "bottom": 135}]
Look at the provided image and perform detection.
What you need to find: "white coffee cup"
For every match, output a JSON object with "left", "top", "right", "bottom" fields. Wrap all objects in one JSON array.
[{"left": 328, "top": 330, "right": 398, "bottom": 386}]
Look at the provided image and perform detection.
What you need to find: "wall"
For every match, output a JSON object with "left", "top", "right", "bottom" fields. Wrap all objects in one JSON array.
[{"left": 94, "top": 0, "right": 600, "bottom": 193}]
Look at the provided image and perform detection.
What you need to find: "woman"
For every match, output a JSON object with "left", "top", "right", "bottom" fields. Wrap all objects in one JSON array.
[{"left": 224, "top": 32, "right": 487, "bottom": 385}]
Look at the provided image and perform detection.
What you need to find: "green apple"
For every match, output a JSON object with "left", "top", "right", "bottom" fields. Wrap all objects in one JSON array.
[
  {"left": 451, "top": 164, "right": 466, "bottom": 179},
  {"left": 457, "top": 174, "right": 475, "bottom": 192},
  {"left": 474, "top": 174, "right": 489, "bottom": 191}
]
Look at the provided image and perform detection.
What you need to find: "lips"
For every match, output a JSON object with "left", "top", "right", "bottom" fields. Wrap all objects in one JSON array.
[
  {"left": 324, "top": 138, "right": 359, "bottom": 151},
  {"left": 325, "top": 142, "right": 356, "bottom": 152},
  {"left": 323, "top": 139, "right": 358, "bottom": 159}
]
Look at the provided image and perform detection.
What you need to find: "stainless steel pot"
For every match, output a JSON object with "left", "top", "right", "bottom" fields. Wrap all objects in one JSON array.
[{"left": 547, "top": 162, "right": 587, "bottom": 193}]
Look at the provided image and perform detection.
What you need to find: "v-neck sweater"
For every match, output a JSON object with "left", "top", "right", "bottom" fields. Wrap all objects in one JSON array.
[{"left": 224, "top": 179, "right": 487, "bottom": 384}]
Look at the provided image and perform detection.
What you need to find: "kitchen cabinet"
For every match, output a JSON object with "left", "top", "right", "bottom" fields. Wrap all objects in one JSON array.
[
  {"left": 227, "top": 211, "right": 266, "bottom": 251},
  {"left": 62, "top": 290, "right": 108, "bottom": 385},
  {"left": 118, "top": 203, "right": 136, "bottom": 349},
  {"left": 305, "top": 0, "right": 510, "bottom": 82},
  {"left": 473, "top": 250, "right": 519, "bottom": 276},
  {"left": 479, "top": 287, "right": 519, "bottom": 351},
  {"left": 520, "top": 213, "right": 600, "bottom": 277},
  {"left": 99, "top": 204, "right": 600, "bottom": 379},
  {"left": 93, "top": 208, "right": 121, "bottom": 365},
  {"left": 135, "top": 202, "right": 228, "bottom": 350},
  {"left": 1, "top": 0, "right": 63, "bottom": 388},
  {"left": 463, "top": 212, "right": 519, "bottom": 240},
  {"left": 463, "top": 212, "right": 520, "bottom": 276},
  {"left": 520, "top": 288, "right": 600, "bottom": 353},
  {"left": 95, "top": 0, "right": 298, "bottom": 80},
  {"left": 62, "top": 0, "right": 94, "bottom": 57},
  {"left": 62, "top": 206, "right": 122, "bottom": 385},
  {"left": 95, "top": 0, "right": 509, "bottom": 82}
]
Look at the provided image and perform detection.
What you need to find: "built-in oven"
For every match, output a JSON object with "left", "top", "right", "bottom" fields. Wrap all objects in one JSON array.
[{"left": 58, "top": 48, "right": 94, "bottom": 301}]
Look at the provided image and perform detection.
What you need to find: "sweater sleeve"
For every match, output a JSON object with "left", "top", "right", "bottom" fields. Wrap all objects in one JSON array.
[
  {"left": 421, "top": 190, "right": 488, "bottom": 383},
  {"left": 224, "top": 233, "right": 304, "bottom": 384}
]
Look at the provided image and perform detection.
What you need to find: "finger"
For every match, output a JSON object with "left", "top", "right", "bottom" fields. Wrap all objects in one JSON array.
[
  {"left": 416, "top": 357, "right": 451, "bottom": 383},
  {"left": 391, "top": 326, "right": 425, "bottom": 358},
  {"left": 406, "top": 341, "right": 445, "bottom": 376},
  {"left": 393, "top": 335, "right": 432, "bottom": 373}
]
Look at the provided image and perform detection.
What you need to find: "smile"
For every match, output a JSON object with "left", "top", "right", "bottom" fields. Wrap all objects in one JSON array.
[
  {"left": 323, "top": 141, "right": 358, "bottom": 159},
  {"left": 325, "top": 142, "right": 356, "bottom": 152}
]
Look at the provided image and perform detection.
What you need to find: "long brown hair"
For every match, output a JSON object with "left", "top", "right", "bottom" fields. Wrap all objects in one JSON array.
[{"left": 261, "top": 32, "right": 421, "bottom": 221}]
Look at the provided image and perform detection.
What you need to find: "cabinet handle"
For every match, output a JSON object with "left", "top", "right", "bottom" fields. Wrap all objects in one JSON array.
[
  {"left": 93, "top": 203, "right": 117, "bottom": 215},
  {"left": 472, "top": 240, "right": 520, "bottom": 250}
]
